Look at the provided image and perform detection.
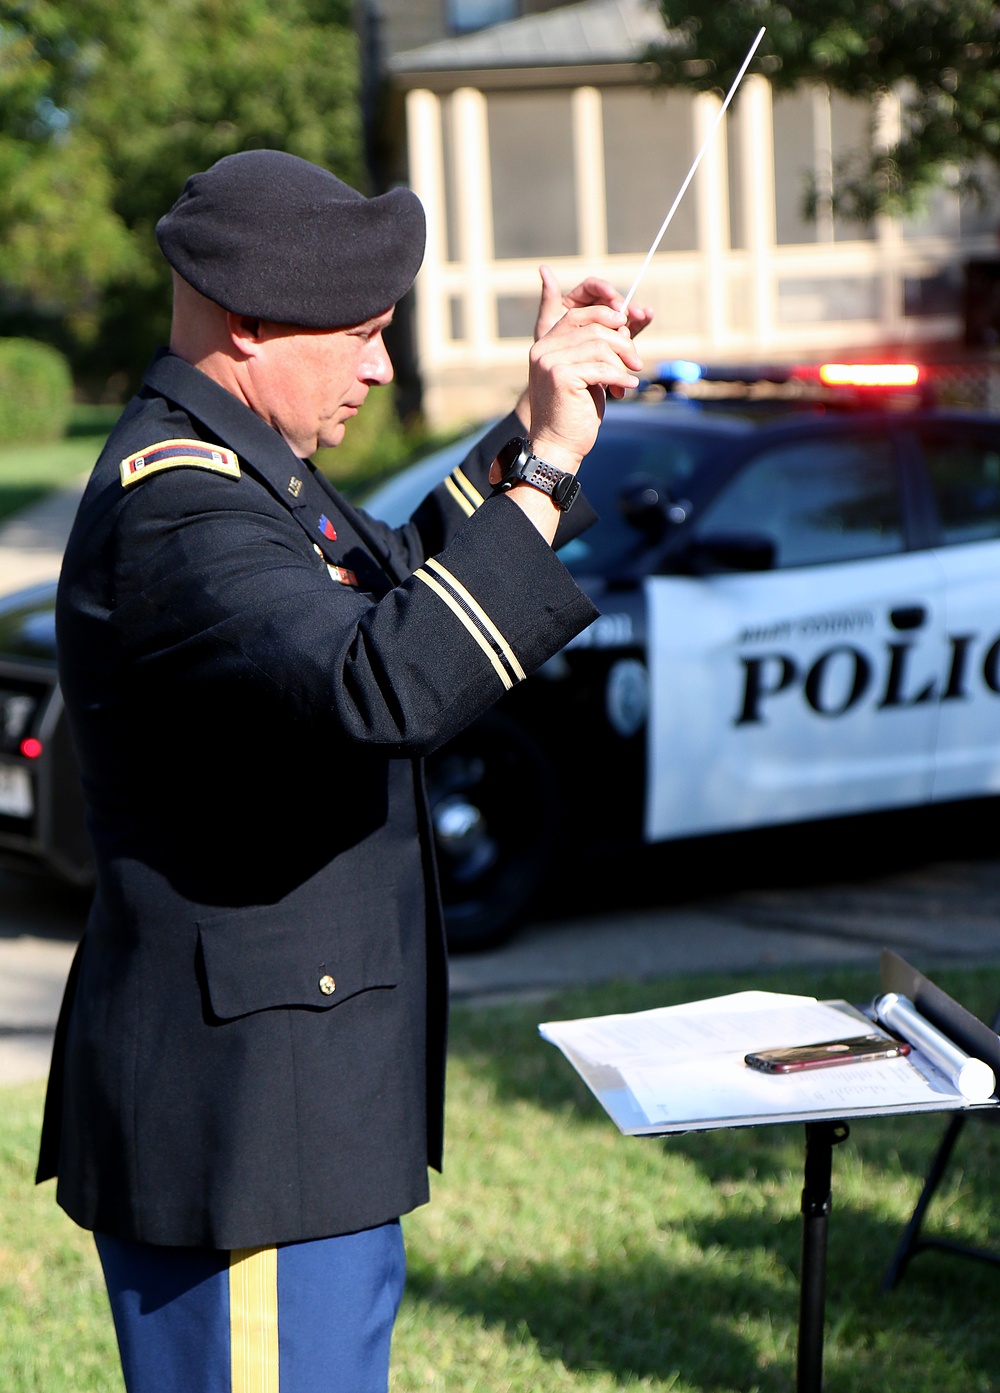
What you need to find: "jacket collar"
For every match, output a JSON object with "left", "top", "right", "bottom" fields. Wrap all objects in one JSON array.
[
  {"left": 142, "top": 349, "right": 405, "bottom": 585},
  {"left": 143, "top": 348, "right": 311, "bottom": 512}
]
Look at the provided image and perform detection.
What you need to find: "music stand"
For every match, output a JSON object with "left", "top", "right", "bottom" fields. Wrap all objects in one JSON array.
[
  {"left": 881, "top": 1007, "right": 1000, "bottom": 1291},
  {"left": 541, "top": 955, "right": 1000, "bottom": 1393}
]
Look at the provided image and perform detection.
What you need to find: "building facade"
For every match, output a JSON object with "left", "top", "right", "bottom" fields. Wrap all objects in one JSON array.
[{"left": 388, "top": 0, "right": 999, "bottom": 425}]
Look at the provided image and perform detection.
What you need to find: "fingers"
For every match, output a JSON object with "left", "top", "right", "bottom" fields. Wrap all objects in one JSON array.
[
  {"left": 533, "top": 264, "right": 572, "bottom": 342},
  {"left": 536, "top": 303, "right": 643, "bottom": 371},
  {"left": 532, "top": 267, "right": 657, "bottom": 351},
  {"left": 563, "top": 275, "right": 622, "bottom": 312},
  {"left": 540, "top": 301, "right": 630, "bottom": 337},
  {"left": 546, "top": 269, "right": 655, "bottom": 339},
  {"left": 538, "top": 264, "right": 564, "bottom": 304},
  {"left": 532, "top": 327, "right": 641, "bottom": 386},
  {"left": 526, "top": 309, "right": 642, "bottom": 468},
  {"left": 625, "top": 302, "right": 654, "bottom": 338}
]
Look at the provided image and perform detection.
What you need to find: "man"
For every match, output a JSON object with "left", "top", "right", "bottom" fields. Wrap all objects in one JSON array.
[{"left": 37, "top": 149, "right": 649, "bottom": 1392}]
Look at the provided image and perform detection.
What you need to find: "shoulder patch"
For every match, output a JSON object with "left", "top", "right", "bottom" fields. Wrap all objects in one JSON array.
[{"left": 120, "top": 439, "right": 241, "bottom": 489}]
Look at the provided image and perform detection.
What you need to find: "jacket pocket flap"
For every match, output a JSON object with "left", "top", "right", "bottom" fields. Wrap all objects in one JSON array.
[{"left": 197, "top": 889, "right": 401, "bottom": 1021}]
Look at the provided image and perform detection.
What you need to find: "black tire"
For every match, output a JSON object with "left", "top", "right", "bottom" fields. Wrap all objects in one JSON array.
[{"left": 426, "top": 710, "right": 559, "bottom": 952}]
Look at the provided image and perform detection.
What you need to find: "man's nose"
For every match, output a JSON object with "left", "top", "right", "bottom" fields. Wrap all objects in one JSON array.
[{"left": 362, "top": 334, "right": 394, "bottom": 385}]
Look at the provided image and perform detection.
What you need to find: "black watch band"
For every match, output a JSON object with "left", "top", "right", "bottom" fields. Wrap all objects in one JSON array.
[{"left": 491, "top": 437, "right": 581, "bottom": 513}]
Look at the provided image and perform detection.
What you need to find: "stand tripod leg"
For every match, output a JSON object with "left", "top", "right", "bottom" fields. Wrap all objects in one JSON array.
[
  {"left": 797, "top": 1121, "right": 850, "bottom": 1393},
  {"left": 880, "top": 1112, "right": 965, "bottom": 1291}
]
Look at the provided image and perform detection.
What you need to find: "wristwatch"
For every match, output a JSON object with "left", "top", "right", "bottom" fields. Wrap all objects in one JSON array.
[{"left": 491, "top": 437, "right": 581, "bottom": 513}]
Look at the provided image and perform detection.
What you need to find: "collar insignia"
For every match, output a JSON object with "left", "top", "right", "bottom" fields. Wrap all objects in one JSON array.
[
  {"left": 120, "top": 439, "right": 240, "bottom": 488},
  {"left": 288, "top": 476, "right": 303, "bottom": 497}
]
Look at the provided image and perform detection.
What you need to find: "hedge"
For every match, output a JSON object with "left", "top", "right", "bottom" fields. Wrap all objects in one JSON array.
[{"left": 0, "top": 339, "right": 73, "bottom": 444}]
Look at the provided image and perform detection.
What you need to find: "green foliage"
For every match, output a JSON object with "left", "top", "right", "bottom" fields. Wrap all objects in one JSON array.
[
  {"left": 652, "top": 0, "right": 1000, "bottom": 220},
  {"left": 0, "top": 0, "right": 363, "bottom": 388},
  {"left": 6, "top": 964, "right": 1000, "bottom": 1391},
  {"left": 0, "top": 337, "right": 72, "bottom": 443}
]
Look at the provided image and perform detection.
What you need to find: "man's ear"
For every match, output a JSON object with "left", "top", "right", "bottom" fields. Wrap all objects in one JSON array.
[{"left": 227, "top": 312, "right": 264, "bottom": 359}]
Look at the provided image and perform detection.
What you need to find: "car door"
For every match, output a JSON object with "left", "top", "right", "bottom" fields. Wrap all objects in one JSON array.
[
  {"left": 915, "top": 423, "right": 1000, "bottom": 802},
  {"left": 644, "top": 428, "right": 945, "bottom": 842}
]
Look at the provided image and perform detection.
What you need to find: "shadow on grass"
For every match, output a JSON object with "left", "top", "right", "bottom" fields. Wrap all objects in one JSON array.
[
  {"left": 407, "top": 1202, "right": 1000, "bottom": 1390},
  {"left": 407, "top": 1247, "right": 793, "bottom": 1391}
]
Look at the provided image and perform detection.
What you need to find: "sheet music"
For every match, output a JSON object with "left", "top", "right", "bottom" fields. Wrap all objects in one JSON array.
[
  {"left": 540, "top": 989, "right": 973, "bottom": 1132},
  {"left": 621, "top": 1046, "right": 960, "bottom": 1129},
  {"left": 540, "top": 992, "right": 862, "bottom": 1068}
]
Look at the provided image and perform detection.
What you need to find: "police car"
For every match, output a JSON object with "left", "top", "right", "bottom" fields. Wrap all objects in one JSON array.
[
  {"left": 4, "top": 361, "right": 1000, "bottom": 948},
  {"left": 366, "top": 361, "right": 1000, "bottom": 946}
]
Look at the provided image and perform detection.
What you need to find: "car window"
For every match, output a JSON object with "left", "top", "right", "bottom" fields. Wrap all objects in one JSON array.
[
  {"left": 920, "top": 432, "right": 1000, "bottom": 546},
  {"left": 694, "top": 435, "right": 905, "bottom": 568},
  {"left": 556, "top": 422, "right": 719, "bottom": 574}
]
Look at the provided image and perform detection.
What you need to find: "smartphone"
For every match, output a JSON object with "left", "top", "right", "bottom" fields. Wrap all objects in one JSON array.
[{"left": 745, "top": 1035, "right": 911, "bottom": 1074}]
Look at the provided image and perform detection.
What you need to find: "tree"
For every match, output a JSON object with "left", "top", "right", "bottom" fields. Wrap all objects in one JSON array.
[
  {"left": 0, "top": 3, "right": 138, "bottom": 343},
  {"left": 651, "top": 1, "right": 1000, "bottom": 222},
  {"left": 0, "top": 0, "right": 363, "bottom": 390}
]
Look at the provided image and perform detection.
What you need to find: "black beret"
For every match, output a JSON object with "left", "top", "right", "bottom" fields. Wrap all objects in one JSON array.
[{"left": 156, "top": 150, "right": 426, "bottom": 329}]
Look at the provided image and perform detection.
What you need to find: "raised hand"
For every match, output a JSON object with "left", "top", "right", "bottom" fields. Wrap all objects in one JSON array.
[
  {"left": 513, "top": 267, "right": 653, "bottom": 428},
  {"left": 533, "top": 264, "right": 654, "bottom": 345},
  {"left": 493, "top": 304, "right": 642, "bottom": 489}
]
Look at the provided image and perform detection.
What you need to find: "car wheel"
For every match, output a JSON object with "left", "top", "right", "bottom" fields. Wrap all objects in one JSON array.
[{"left": 427, "top": 710, "right": 559, "bottom": 953}]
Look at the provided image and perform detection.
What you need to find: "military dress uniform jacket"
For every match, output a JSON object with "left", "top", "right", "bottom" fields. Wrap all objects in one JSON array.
[{"left": 37, "top": 350, "right": 599, "bottom": 1250}]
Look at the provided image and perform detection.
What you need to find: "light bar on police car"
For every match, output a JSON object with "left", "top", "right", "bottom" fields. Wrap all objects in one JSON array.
[
  {"left": 817, "top": 363, "right": 921, "bottom": 388},
  {"left": 654, "top": 362, "right": 795, "bottom": 386},
  {"left": 652, "top": 361, "right": 923, "bottom": 390}
]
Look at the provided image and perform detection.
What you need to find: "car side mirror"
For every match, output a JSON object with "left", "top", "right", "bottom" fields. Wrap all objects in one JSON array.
[
  {"left": 619, "top": 477, "right": 689, "bottom": 539},
  {"left": 684, "top": 532, "right": 776, "bottom": 574}
]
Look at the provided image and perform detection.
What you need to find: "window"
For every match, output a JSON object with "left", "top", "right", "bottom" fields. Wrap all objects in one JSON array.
[
  {"left": 487, "top": 93, "right": 577, "bottom": 258},
  {"left": 602, "top": 89, "right": 696, "bottom": 254},
  {"left": 772, "top": 90, "right": 819, "bottom": 246},
  {"left": 555, "top": 423, "right": 714, "bottom": 575},
  {"left": 922, "top": 433, "right": 1000, "bottom": 545},
  {"left": 772, "top": 88, "right": 875, "bottom": 246},
  {"left": 696, "top": 436, "right": 905, "bottom": 568}
]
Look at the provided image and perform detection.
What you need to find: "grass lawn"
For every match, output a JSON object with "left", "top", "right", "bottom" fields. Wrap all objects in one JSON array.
[
  {"left": 0, "top": 409, "right": 120, "bottom": 528},
  {"left": 5, "top": 963, "right": 1000, "bottom": 1392},
  {"left": 0, "top": 435, "right": 107, "bottom": 528}
]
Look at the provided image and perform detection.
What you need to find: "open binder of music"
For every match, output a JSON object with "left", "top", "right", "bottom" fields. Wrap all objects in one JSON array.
[{"left": 539, "top": 952, "right": 1000, "bottom": 1136}]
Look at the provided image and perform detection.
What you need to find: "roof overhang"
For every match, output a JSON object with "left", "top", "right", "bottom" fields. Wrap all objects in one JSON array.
[{"left": 392, "top": 59, "right": 660, "bottom": 92}]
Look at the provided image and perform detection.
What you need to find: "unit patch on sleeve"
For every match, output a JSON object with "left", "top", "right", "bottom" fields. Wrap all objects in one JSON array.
[{"left": 120, "top": 440, "right": 241, "bottom": 488}]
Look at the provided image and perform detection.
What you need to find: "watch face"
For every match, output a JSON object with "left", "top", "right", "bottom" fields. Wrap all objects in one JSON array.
[{"left": 494, "top": 437, "right": 527, "bottom": 480}]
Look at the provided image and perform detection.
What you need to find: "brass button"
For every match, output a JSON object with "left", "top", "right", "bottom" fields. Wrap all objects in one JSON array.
[{"left": 318, "top": 974, "right": 336, "bottom": 996}]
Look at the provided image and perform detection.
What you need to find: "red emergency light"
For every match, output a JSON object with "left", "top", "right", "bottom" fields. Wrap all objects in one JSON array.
[
  {"left": 20, "top": 737, "right": 43, "bottom": 759},
  {"left": 817, "top": 363, "right": 921, "bottom": 388}
]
